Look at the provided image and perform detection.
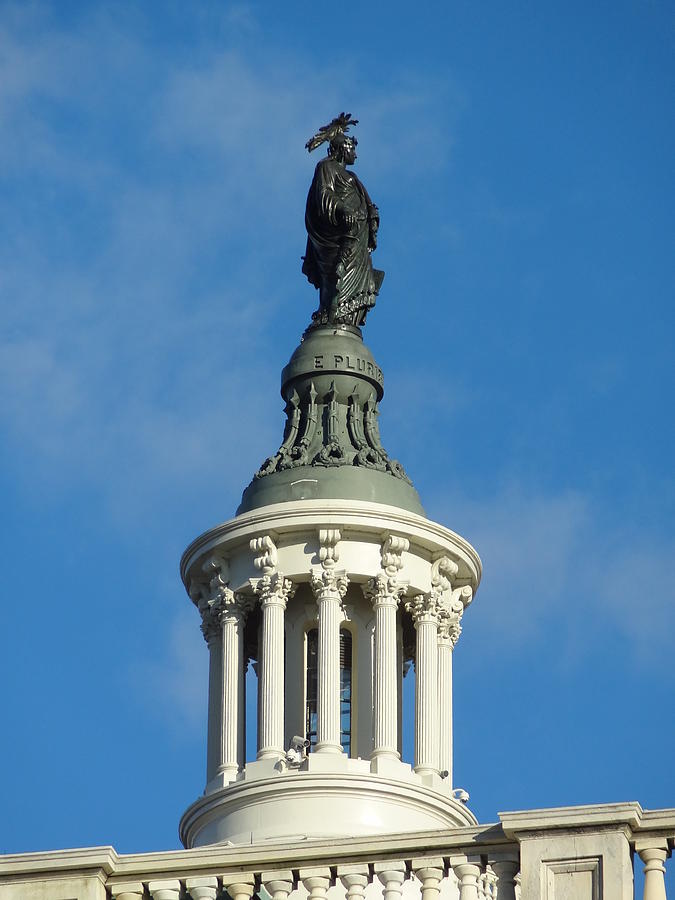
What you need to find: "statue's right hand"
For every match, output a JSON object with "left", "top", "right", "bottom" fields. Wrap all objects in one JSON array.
[{"left": 343, "top": 211, "right": 357, "bottom": 226}]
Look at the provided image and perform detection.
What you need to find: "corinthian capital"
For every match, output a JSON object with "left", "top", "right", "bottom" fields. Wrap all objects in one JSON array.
[
  {"left": 221, "top": 592, "right": 255, "bottom": 625},
  {"left": 199, "top": 599, "right": 225, "bottom": 644},
  {"left": 310, "top": 568, "right": 349, "bottom": 601},
  {"left": 438, "top": 609, "right": 462, "bottom": 648},
  {"left": 251, "top": 572, "right": 295, "bottom": 609},
  {"left": 189, "top": 558, "right": 236, "bottom": 644},
  {"left": 364, "top": 572, "right": 408, "bottom": 608},
  {"left": 405, "top": 593, "right": 440, "bottom": 626}
]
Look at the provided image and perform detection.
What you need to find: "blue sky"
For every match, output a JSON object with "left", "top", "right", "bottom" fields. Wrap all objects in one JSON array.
[{"left": 1, "top": 0, "right": 673, "bottom": 882}]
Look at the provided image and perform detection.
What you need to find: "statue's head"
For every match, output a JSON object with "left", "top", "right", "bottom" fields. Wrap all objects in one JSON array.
[
  {"left": 305, "top": 112, "right": 359, "bottom": 163},
  {"left": 328, "top": 134, "right": 357, "bottom": 165}
]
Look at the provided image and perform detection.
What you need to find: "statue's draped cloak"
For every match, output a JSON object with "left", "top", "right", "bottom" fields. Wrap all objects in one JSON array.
[{"left": 302, "top": 157, "right": 383, "bottom": 325}]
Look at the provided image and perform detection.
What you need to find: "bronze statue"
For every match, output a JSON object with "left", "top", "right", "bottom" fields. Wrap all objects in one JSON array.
[{"left": 302, "top": 113, "right": 384, "bottom": 327}]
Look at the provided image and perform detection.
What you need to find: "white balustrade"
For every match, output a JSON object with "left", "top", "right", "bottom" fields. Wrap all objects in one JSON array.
[
  {"left": 301, "top": 866, "right": 332, "bottom": 900},
  {"left": 637, "top": 843, "right": 670, "bottom": 900},
  {"left": 412, "top": 856, "right": 444, "bottom": 900},
  {"left": 222, "top": 872, "right": 256, "bottom": 900},
  {"left": 489, "top": 856, "right": 519, "bottom": 900},
  {"left": 375, "top": 860, "right": 407, "bottom": 900},
  {"left": 109, "top": 883, "right": 144, "bottom": 900},
  {"left": 451, "top": 859, "right": 482, "bottom": 900},
  {"left": 147, "top": 881, "right": 181, "bottom": 900},
  {"left": 338, "top": 864, "right": 369, "bottom": 900},
  {"left": 261, "top": 869, "right": 294, "bottom": 900},
  {"left": 185, "top": 876, "right": 219, "bottom": 900}
]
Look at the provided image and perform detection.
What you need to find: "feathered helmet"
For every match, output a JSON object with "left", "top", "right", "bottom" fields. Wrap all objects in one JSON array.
[{"left": 305, "top": 112, "right": 359, "bottom": 154}]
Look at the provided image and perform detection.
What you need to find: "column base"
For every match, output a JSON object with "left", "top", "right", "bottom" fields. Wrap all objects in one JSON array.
[
  {"left": 304, "top": 751, "right": 350, "bottom": 773},
  {"left": 314, "top": 741, "right": 344, "bottom": 755},
  {"left": 205, "top": 766, "right": 239, "bottom": 794},
  {"left": 370, "top": 755, "right": 408, "bottom": 777},
  {"left": 256, "top": 748, "right": 284, "bottom": 761}
]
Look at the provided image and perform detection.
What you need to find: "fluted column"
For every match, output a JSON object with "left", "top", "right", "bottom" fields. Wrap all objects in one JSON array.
[
  {"left": 365, "top": 535, "right": 409, "bottom": 760},
  {"left": 193, "top": 554, "right": 253, "bottom": 789},
  {"left": 406, "top": 593, "right": 440, "bottom": 776},
  {"left": 438, "top": 609, "right": 461, "bottom": 782},
  {"left": 198, "top": 598, "right": 224, "bottom": 786},
  {"left": 311, "top": 566, "right": 349, "bottom": 753},
  {"left": 637, "top": 843, "right": 669, "bottom": 900},
  {"left": 253, "top": 571, "right": 294, "bottom": 759},
  {"left": 218, "top": 593, "right": 252, "bottom": 780},
  {"left": 433, "top": 556, "right": 471, "bottom": 784},
  {"left": 367, "top": 577, "right": 400, "bottom": 758}
]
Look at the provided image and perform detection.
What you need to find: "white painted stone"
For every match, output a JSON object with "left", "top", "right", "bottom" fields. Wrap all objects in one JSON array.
[{"left": 185, "top": 876, "right": 219, "bottom": 900}]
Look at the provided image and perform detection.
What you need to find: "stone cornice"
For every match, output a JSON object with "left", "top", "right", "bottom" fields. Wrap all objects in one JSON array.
[
  {"left": 180, "top": 499, "right": 482, "bottom": 591},
  {"left": 3, "top": 804, "right": 673, "bottom": 880}
]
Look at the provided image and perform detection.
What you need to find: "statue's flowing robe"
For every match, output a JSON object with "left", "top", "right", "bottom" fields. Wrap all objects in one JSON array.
[{"left": 302, "top": 158, "right": 383, "bottom": 325}]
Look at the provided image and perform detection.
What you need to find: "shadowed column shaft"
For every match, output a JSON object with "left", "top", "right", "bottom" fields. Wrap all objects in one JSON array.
[
  {"left": 415, "top": 614, "right": 439, "bottom": 774},
  {"left": 373, "top": 594, "right": 399, "bottom": 757},
  {"left": 437, "top": 637, "right": 453, "bottom": 781},
  {"left": 258, "top": 597, "right": 285, "bottom": 758}
]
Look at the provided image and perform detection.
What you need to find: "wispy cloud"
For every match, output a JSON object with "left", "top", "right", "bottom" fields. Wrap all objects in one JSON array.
[
  {"left": 0, "top": 6, "right": 461, "bottom": 532},
  {"left": 428, "top": 484, "right": 675, "bottom": 670},
  {"left": 128, "top": 607, "right": 207, "bottom": 734}
]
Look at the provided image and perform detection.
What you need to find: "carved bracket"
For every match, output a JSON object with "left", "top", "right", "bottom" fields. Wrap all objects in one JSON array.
[
  {"left": 430, "top": 556, "right": 459, "bottom": 599},
  {"left": 318, "top": 528, "right": 341, "bottom": 568},
  {"left": 250, "top": 535, "right": 278, "bottom": 573},
  {"left": 381, "top": 533, "right": 410, "bottom": 576}
]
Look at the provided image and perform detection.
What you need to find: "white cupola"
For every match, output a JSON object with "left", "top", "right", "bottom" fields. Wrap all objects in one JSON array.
[{"left": 179, "top": 323, "right": 481, "bottom": 847}]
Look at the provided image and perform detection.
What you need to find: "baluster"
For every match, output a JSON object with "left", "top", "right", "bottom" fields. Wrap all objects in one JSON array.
[
  {"left": 489, "top": 856, "right": 519, "bottom": 900},
  {"left": 374, "top": 861, "right": 407, "bottom": 900},
  {"left": 301, "top": 866, "right": 332, "bottom": 900},
  {"left": 110, "top": 884, "right": 144, "bottom": 900},
  {"left": 222, "top": 873, "right": 256, "bottom": 900},
  {"left": 148, "top": 881, "right": 181, "bottom": 900},
  {"left": 636, "top": 841, "right": 670, "bottom": 900},
  {"left": 262, "top": 869, "right": 294, "bottom": 900},
  {"left": 484, "top": 868, "right": 497, "bottom": 899},
  {"left": 412, "top": 857, "right": 444, "bottom": 900},
  {"left": 338, "top": 864, "right": 370, "bottom": 900},
  {"left": 186, "top": 877, "right": 219, "bottom": 900},
  {"left": 450, "top": 858, "right": 482, "bottom": 900}
]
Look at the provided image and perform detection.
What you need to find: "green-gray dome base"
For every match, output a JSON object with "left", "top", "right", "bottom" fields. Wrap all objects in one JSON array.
[
  {"left": 238, "top": 463, "right": 424, "bottom": 515},
  {"left": 238, "top": 324, "right": 422, "bottom": 515}
]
